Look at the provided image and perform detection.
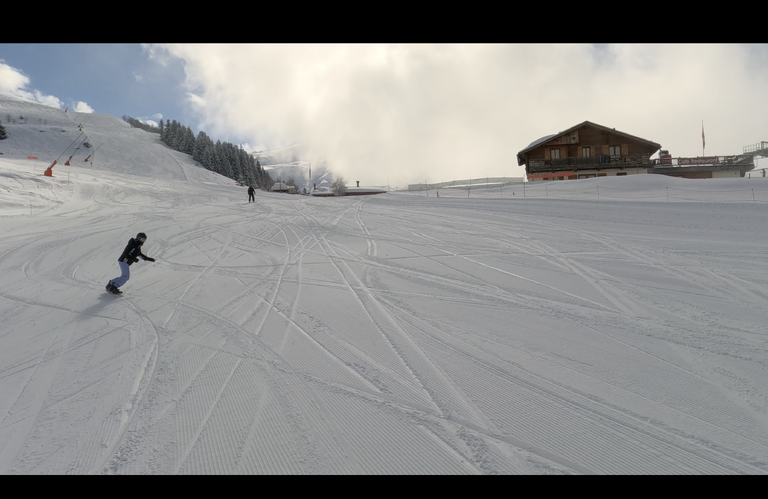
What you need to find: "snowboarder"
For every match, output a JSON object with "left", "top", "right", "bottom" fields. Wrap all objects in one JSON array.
[
  {"left": 248, "top": 184, "right": 255, "bottom": 203},
  {"left": 106, "top": 232, "right": 155, "bottom": 295}
]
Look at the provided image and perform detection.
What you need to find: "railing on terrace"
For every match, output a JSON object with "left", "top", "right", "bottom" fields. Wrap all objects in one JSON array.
[
  {"left": 528, "top": 154, "right": 755, "bottom": 171},
  {"left": 528, "top": 155, "right": 651, "bottom": 172},
  {"left": 743, "top": 142, "right": 768, "bottom": 154}
]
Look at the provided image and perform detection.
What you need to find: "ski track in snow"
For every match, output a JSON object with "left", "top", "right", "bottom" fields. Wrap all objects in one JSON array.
[{"left": 2, "top": 95, "right": 768, "bottom": 474}]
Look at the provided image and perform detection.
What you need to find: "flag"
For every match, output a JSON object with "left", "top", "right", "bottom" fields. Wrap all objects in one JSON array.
[{"left": 702, "top": 122, "right": 705, "bottom": 151}]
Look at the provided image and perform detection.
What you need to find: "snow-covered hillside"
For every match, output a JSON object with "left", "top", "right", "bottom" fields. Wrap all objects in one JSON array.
[
  {"left": 0, "top": 93, "right": 236, "bottom": 184},
  {"left": 2, "top": 94, "right": 768, "bottom": 475}
]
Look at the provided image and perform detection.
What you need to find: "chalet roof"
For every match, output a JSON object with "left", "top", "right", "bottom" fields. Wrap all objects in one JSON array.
[
  {"left": 516, "top": 121, "right": 661, "bottom": 166},
  {"left": 524, "top": 134, "right": 557, "bottom": 150}
]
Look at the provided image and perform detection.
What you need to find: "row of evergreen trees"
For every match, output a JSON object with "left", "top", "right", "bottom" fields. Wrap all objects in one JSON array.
[
  {"left": 122, "top": 116, "right": 273, "bottom": 189},
  {"left": 158, "top": 119, "right": 272, "bottom": 189}
]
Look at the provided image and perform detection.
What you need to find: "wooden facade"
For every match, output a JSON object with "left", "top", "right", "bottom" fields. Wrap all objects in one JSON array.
[{"left": 517, "top": 121, "right": 661, "bottom": 181}]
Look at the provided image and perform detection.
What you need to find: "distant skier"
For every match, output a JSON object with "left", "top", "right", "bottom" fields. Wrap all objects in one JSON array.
[
  {"left": 106, "top": 232, "right": 155, "bottom": 295},
  {"left": 248, "top": 184, "right": 255, "bottom": 203}
]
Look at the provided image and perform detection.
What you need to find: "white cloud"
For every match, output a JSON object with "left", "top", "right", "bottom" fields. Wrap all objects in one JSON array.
[
  {"left": 31, "top": 90, "right": 64, "bottom": 109},
  {"left": 0, "top": 60, "right": 64, "bottom": 109},
  {"left": 186, "top": 92, "right": 205, "bottom": 108},
  {"left": 73, "top": 101, "right": 94, "bottom": 113},
  {"left": 138, "top": 113, "right": 163, "bottom": 126},
  {"left": 134, "top": 73, "right": 144, "bottom": 83},
  {"left": 240, "top": 142, "right": 267, "bottom": 153},
  {"left": 141, "top": 44, "right": 176, "bottom": 67},
  {"left": 0, "top": 60, "right": 29, "bottom": 93},
  {"left": 152, "top": 44, "right": 768, "bottom": 186}
]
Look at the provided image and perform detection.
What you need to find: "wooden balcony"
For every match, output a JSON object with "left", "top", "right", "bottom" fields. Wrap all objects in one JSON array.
[{"left": 527, "top": 154, "right": 651, "bottom": 173}]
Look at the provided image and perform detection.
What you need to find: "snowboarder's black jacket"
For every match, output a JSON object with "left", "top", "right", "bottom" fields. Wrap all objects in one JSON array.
[{"left": 118, "top": 238, "right": 150, "bottom": 265}]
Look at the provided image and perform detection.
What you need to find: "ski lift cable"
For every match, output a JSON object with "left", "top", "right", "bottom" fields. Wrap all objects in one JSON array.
[{"left": 54, "top": 131, "right": 85, "bottom": 162}]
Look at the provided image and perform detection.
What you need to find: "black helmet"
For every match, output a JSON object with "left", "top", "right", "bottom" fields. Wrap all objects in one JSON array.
[{"left": 136, "top": 232, "right": 147, "bottom": 241}]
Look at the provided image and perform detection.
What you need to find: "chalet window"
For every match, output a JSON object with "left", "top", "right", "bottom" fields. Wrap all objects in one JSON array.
[
  {"left": 609, "top": 146, "right": 621, "bottom": 156},
  {"left": 582, "top": 147, "right": 591, "bottom": 157},
  {"left": 550, "top": 149, "right": 560, "bottom": 159}
]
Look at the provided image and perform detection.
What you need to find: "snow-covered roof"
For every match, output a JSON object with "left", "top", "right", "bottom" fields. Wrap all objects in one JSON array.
[{"left": 525, "top": 134, "right": 557, "bottom": 150}]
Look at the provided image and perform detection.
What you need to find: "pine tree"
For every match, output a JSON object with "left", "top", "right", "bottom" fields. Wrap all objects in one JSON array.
[
  {"left": 193, "top": 131, "right": 206, "bottom": 163},
  {"left": 212, "top": 140, "right": 224, "bottom": 175},
  {"left": 203, "top": 145, "right": 214, "bottom": 170},
  {"left": 178, "top": 125, "right": 188, "bottom": 152},
  {"left": 219, "top": 143, "right": 234, "bottom": 178},
  {"left": 227, "top": 144, "right": 241, "bottom": 181},
  {"left": 0, "top": 123, "right": 6, "bottom": 140},
  {"left": 166, "top": 120, "right": 179, "bottom": 148},
  {"left": 185, "top": 127, "right": 196, "bottom": 155},
  {"left": 159, "top": 119, "right": 164, "bottom": 138}
]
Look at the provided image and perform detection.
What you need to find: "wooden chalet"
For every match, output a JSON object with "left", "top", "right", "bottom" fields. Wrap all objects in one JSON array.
[{"left": 517, "top": 121, "right": 661, "bottom": 181}]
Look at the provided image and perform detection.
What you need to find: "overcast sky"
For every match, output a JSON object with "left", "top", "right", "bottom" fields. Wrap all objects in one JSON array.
[{"left": 3, "top": 44, "right": 768, "bottom": 186}]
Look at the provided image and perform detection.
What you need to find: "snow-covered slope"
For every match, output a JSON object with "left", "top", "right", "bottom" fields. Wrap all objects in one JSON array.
[
  {"left": 2, "top": 93, "right": 768, "bottom": 475},
  {"left": 0, "top": 93, "right": 236, "bottom": 184}
]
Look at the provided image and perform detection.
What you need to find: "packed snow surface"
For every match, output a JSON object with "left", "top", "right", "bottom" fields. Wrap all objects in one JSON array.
[{"left": 2, "top": 94, "right": 768, "bottom": 474}]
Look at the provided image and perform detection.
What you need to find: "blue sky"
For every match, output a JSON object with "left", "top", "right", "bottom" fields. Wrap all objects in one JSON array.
[{"left": 2, "top": 44, "right": 768, "bottom": 185}]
